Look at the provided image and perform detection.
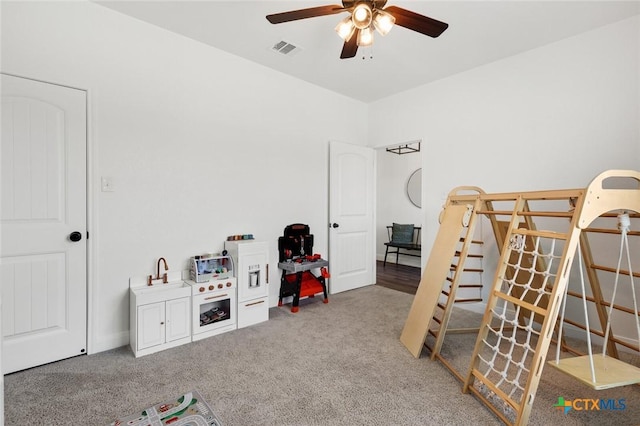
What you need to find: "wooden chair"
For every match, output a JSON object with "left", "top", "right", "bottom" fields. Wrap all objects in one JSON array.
[{"left": 383, "top": 224, "right": 421, "bottom": 267}]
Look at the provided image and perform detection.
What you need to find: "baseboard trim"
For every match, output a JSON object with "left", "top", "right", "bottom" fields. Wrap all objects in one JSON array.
[{"left": 91, "top": 331, "right": 129, "bottom": 355}]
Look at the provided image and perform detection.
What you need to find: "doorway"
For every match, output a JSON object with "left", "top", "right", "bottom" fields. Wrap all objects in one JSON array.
[{"left": 375, "top": 140, "right": 423, "bottom": 288}]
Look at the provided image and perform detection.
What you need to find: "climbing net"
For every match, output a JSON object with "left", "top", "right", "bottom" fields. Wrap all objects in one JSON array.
[{"left": 474, "top": 231, "right": 564, "bottom": 412}]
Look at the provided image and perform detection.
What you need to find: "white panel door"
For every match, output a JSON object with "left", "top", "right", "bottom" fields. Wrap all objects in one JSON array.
[
  {"left": 1, "top": 74, "right": 87, "bottom": 374},
  {"left": 329, "top": 141, "right": 375, "bottom": 294}
]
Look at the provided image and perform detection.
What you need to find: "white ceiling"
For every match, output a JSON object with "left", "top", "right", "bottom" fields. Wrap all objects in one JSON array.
[{"left": 96, "top": 1, "right": 640, "bottom": 102}]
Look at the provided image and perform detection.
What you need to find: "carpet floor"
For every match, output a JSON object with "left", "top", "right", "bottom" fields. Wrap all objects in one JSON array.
[{"left": 4, "top": 285, "right": 640, "bottom": 425}]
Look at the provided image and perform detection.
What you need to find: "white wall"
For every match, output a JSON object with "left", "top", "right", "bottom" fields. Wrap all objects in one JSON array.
[
  {"left": 1, "top": 1, "right": 368, "bottom": 353},
  {"left": 376, "top": 146, "right": 422, "bottom": 267},
  {"left": 2, "top": 1, "right": 639, "bottom": 355},
  {"left": 369, "top": 16, "right": 640, "bottom": 325}
]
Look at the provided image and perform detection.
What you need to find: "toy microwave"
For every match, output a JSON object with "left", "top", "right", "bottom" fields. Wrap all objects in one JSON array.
[{"left": 189, "top": 254, "right": 234, "bottom": 283}]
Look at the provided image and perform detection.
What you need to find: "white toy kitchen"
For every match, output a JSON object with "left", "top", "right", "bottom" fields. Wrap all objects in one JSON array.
[{"left": 130, "top": 246, "right": 270, "bottom": 357}]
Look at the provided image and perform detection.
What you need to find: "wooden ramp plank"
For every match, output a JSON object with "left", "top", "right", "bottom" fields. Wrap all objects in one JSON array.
[{"left": 400, "top": 203, "right": 470, "bottom": 358}]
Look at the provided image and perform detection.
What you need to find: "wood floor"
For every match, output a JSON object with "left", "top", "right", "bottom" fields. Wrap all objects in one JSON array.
[{"left": 375, "top": 260, "right": 421, "bottom": 295}]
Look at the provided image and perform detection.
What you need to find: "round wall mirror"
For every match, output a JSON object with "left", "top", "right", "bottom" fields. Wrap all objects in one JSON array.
[{"left": 407, "top": 168, "right": 422, "bottom": 208}]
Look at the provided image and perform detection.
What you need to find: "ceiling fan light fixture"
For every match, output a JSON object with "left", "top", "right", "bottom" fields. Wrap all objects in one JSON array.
[
  {"left": 357, "top": 26, "right": 374, "bottom": 47},
  {"left": 265, "top": 2, "right": 449, "bottom": 60},
  {"left": 352, "top": 3, "right": 373, "bottom": 29},
  {"left": 335, "top": 16, "right": 356, "bottom": 41},
  {"left": 373, "top": 9, "right": 395, "bottom": 36}
]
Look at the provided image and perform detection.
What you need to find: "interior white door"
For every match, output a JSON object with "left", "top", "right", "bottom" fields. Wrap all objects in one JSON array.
[
  {"left": 1, "top": 74, "right": 87, "bottom": 374},
  {"left": 329, "top": 141, "right": 375, "bottom": 294}
]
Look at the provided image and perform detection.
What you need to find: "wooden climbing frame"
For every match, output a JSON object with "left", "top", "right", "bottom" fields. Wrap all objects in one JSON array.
[{"left": 400, "top": 170, "right": 640, "bottom": 425}]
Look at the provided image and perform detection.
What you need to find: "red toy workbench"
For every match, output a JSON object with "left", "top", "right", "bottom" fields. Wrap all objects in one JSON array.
[{"left": 278, "top": 258, "right": 329, "bottom": 313}]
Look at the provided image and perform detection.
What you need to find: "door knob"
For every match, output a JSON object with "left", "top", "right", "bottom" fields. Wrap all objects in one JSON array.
[
  {"left": 332, "top": 223, "right": 339, "bottom": 228},
  {"left": 69, "top": 231, "right": 83, "bottom": 242}
]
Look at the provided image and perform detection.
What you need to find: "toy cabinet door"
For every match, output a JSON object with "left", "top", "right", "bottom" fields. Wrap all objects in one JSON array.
[
  {"left": 137, "top": 302, "right": 165, "bottom": 350},
  {"left": 165, "top": 297, "right": 191, "bottom": 343}
]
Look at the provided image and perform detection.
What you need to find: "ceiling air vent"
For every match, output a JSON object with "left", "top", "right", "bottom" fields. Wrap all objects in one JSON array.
[{"left": 271, "top": 40, "right": 302, "bottom": 56}]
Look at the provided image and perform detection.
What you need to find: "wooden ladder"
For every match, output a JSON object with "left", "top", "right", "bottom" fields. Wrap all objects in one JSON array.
[
  {"left": 400, "top": 187, "right": 484, "bottom": 359},
  {"left": 429, "top": 220, "right": 485, "bottom": 363}
]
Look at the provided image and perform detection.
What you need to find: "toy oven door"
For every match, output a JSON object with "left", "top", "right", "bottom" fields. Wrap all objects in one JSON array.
[{"left": 192, "top": 289, "right": 236, "bottom": 335}]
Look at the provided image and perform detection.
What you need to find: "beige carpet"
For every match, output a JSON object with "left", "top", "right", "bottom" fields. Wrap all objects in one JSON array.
[{"left": 4, "top": 285, "right": 640, "bottom": 425}]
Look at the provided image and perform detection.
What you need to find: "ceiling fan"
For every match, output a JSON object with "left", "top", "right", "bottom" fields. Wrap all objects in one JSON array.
[{"left": 266, "top": 0, "right": 448, "bottom": 59}]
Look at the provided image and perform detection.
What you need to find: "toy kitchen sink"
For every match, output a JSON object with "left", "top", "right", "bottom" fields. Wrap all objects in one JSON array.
[{"left": 129, "top": 270, "right": 192, "bottom": 357}]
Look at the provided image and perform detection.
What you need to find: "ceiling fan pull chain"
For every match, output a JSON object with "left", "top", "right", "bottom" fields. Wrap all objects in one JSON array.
[{"left": 361, "top": 45, "right": 373, "bottom": 60}]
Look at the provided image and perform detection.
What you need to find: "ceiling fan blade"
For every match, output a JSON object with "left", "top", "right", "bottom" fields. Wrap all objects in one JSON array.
[
  {"left": 384, "top": 5, "right": 448, "bottom": 38},
  {"left": 340, "top": 31, "right": 359, "bottom": 59},
  {"left": 266, "top": 5, "right": 345, "bottom": 24}
]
